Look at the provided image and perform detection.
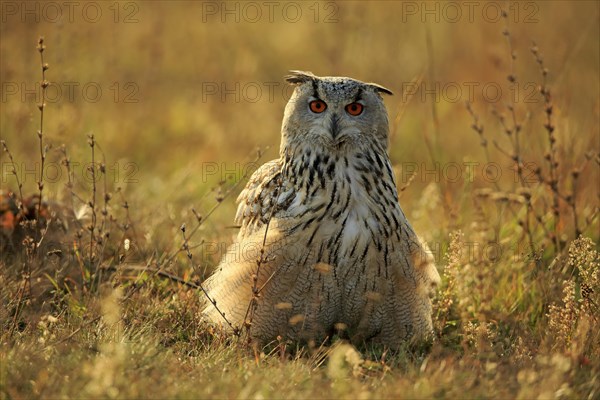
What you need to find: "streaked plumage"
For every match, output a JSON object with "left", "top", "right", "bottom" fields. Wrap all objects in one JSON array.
[{"left": 202, "top": 71, "right": 440, "bottom": 348}]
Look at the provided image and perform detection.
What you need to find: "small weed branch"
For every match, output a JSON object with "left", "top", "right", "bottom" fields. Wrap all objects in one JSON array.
[
  {"left": 115, "top": 187, "right": 136, "bottom": 256},
  {"left": 242, "top": 177, "right": 282, "bottom": 343},
  {"left": 87, "top": 134, "right": 98, "bottom": 268},
  {"left": 251, "top": 158, "right": 296, "bottom": 300},
  {"left": 466, "top": 102, "right": 497, "bottom": 190},
  {"left": 36, "top": 37, "right": 49, "bottom": 224},
  {"left": 499, "top": 14, "right": 538, "bottom": 252},
  {"left": 1, "top": 141, "right": 26, "bottom": 217},
  {"left": 60, "top": 145, "right": 74, "bottom": 201},
  {"left": 59, "top": 145, "right": 90, "bottom": 285},
  {"left": 91, "top": 142, "right": 112, "bottom": 276},
  {"left": 180, "top": 224, "right": 238, "bottom": 335},
  {"left": 7, "top": 37, "right": 51, "bottom": 338},
  {"left": 531, "top": 43, "right": 561, "bottom": 251},
  {"left": 499, "top": 12, "right": 537, "bottom": 181}
]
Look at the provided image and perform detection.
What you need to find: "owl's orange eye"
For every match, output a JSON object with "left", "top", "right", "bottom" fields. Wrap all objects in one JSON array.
[
  {"left": 309, "top": 100, "right": 327, "bottom": 113},
  {"left": 345, "top": 102, "right": 363, "bottom": 116}
]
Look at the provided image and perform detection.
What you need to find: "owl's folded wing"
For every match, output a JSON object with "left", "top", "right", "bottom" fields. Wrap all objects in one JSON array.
[{"left": 235, "top": 159, "right": 283, "bottom": 237}]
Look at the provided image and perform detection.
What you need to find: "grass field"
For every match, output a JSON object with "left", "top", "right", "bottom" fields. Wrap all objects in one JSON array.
[{"left": 1, "top": 1, "right": 599, "bottom": 398}]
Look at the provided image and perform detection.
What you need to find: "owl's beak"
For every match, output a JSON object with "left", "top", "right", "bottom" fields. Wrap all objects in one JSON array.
[{"left": 329, "top": 113, "right": 341, "bottom": 140}]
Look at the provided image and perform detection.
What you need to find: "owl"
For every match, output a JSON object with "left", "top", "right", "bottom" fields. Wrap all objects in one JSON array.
[{"left": 202, "top": 71, "right": 440, "bottom": 348}]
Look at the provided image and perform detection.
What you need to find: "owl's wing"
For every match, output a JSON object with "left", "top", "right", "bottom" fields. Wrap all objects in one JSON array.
[{"left": 235, "top": 158, "right": 285, "bottom": 238}]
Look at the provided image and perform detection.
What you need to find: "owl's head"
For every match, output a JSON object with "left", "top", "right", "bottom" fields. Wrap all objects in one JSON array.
[{"left": 280, "top": 71, "right": 393, "bottom": 154}]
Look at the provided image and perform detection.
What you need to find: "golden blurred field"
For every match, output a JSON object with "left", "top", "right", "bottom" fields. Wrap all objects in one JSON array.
[{"left": 1, "top": 1, "right": 599, "bottom": 398}]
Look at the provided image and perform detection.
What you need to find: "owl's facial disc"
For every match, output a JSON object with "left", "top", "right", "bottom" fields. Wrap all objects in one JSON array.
[{"left": 281, "top": 72, "right": 393, "bottom": 152}]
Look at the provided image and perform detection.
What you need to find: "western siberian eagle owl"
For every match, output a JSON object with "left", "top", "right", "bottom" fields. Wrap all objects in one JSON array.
[{"left": 202, "top": 71, "right": 440, "bottom": 348}]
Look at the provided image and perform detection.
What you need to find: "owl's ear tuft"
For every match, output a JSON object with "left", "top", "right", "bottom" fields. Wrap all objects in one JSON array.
[
  {"left": 285, "top": 70, "right": 317, "bottom": 85},
  {"left": 368, "top": 83, "right": 393, "bottom": 96}
]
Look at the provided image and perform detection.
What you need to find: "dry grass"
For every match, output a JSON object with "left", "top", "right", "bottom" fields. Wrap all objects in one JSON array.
[{"left": 1, "top": 2, "right": 599, "bottom": 399}]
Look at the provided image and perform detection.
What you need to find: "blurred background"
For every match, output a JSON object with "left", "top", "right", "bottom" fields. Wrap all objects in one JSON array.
[{"left": 1, "top": 1, "right": 598, "bottom": 252}]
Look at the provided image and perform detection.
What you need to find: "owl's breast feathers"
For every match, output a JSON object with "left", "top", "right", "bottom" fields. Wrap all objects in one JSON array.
[{"left": 237, "top": 148, "right": 408, "bottom": 245}]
